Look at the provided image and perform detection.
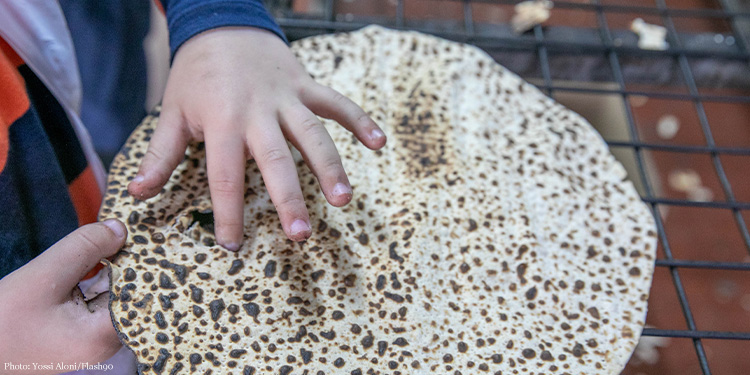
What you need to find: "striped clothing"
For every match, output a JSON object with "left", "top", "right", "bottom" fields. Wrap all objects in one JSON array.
[{"left": 0, "top": 38, "right": 101, "bottom": 277}]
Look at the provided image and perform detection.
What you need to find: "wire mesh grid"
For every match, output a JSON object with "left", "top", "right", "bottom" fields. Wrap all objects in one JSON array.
[{"left": 266, "top": 0, "right": 750, "bottom": 373}]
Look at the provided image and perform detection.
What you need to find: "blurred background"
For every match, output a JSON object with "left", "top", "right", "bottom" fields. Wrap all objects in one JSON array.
[{"left": 64, "top": 0, "right": 749, "bottom": 373}]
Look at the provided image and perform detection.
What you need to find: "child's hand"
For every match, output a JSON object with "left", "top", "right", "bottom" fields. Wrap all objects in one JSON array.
[
  {"left": 0, "top": 220, "right": 126, "bottom": 373},
  {"left": 128, "top": 27, "right": 386, "bottom": 250}
]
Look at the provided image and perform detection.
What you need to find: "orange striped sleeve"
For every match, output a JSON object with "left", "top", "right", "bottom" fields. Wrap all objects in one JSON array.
[
  {"left": 0, "top": 38, "right": 30, "bottom": 173},
  {"left": 68, "top": 166, "right": 103, "bottom": 226}
]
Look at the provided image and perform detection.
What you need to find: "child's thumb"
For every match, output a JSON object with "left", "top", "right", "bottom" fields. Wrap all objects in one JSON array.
[{"left": 30, "top": 219, "right": 127, "bottom": 302}]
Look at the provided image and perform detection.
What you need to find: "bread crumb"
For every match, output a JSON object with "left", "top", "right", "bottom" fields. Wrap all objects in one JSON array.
[
  {"left": 631, "top": 18, "right": 669, "bottom": 50},
  {"left": 512, "top": 0, "right": 553, "bottom": 34}
]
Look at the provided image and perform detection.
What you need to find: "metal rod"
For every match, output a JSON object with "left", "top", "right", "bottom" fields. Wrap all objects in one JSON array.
[
  {"left": 396, "top": 0, "right": 404, "bottom": 28},
  {"left": 607, "top": 141, "right": 750, "bottom": 156},
  {"left": 528, "top": 84, "right": 750, "bottom": 104},
  {"left": 655, "top": 259, "right": 750, "bottom": 271},
  {"left": 429, "top": 0, "right": 750, "bottom": 19},
  {"left": 324, "top": 0, "right": 335, "bottom": 22},
  {"left": 643, "top": 328, "right": 750, "bottom": 340},
  {"left": 641, "top": 197, "right": 750, "bottom": 210},
  {"left": 534, "top": 25, "right": 554, "bottom": 97},
  {"left": 462, "top": 0, "right": 475, "bottom": 36}
]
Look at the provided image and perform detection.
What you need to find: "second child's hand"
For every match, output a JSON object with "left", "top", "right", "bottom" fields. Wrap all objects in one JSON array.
[{"left": 127, "top": 27, "right": 386, "bottom": 250}]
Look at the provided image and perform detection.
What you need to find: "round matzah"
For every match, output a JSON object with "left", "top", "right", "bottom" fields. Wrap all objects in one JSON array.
[{"left": 101, "top": 25, "right": 657, "bottom": 375}]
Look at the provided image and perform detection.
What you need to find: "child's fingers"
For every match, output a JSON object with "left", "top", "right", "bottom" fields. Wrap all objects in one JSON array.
[
  {"left": 247, "top": 120, "right": 311, "bottom": 241},
  {"left": 127, "top": 110, "right": 189, "bottom": 199},
  {"left": 301, "top": 84, "right": 387, "bottom": 150},
  {"left": 280, "top": 103, "right": 352, "bottom": 207},
  {"left": 204, "top": 132, "right": 247, "bottom": 251}
]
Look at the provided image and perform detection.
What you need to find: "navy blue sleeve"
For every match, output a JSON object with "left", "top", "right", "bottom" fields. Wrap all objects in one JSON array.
[{"left": 160, "top": 0, "right": 288, "bottom": 59}]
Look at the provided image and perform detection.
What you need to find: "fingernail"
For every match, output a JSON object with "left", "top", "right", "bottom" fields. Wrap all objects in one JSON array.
[
  {"left": 290, "top": 219, "right": 311, "bottom": 237},
  {"left": 132, "top": 175, "right": 145, "bottom": 184},
  {"left": 370, "top": 129, "right": 385, "bottom": 141},
  {"left": 103, "top": 219, "right": 126, "bottom": 239},
  {"left": 332, "top": 183, "right": 352, "bottom": 197},
  {"left": 220, "top": 242, "right": 241, "bottom": 252}
]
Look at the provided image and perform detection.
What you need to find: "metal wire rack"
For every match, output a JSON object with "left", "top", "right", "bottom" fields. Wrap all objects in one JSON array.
[{"left": 265, "top": 0, "right": 750, "bottom": 373}]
